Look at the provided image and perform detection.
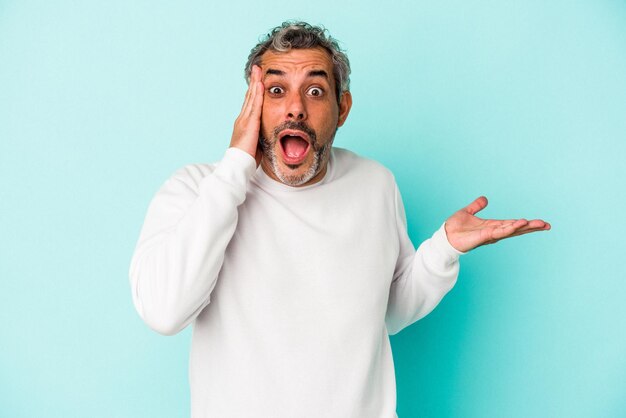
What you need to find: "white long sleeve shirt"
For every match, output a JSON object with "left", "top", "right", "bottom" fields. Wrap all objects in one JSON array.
[{"left": 130, "top": 147, "right": 462, "bottom": 418}]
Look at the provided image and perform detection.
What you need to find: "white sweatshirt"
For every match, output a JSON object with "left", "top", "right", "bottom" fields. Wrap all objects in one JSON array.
[{"left": 130, "top": 147, "right": 462, "bottom": 418}]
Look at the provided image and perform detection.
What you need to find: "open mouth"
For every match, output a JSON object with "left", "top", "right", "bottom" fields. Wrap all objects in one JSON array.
[{"left": 279, "top": 130, "right": 311, "bottom": 166}]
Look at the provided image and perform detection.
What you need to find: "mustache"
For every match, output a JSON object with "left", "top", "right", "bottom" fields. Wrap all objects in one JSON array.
[{"left": 273, "top": 121, "right": 317, "bottom": 147}]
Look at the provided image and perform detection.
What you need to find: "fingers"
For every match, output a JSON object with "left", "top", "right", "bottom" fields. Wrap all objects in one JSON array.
[
  {"left": 486, "top": 218, "right": 550, "bottom": 232},
  {"left": 240, "top": 65, "right": 263, "bottom": 117},
  {"left": 505, "top": 219, "right": 550, "bottom": 232},
  {"left": 230, "top": 65, "right": 264, "bottom": 163},
  {"left": 464, "top": 196, "right": 488, "bottom": 216},
  {"left": 491, "top": 219, "right": 550, "bottom": 241},
  {"left": 249, "top": 66, "right": 264, "bottom": 118},
  {"left": 490, "top": 221, "right": 523, "bottom": 240},
  {"left": 485, "top": 218, "right": 522, "bottom": 227},
  {"left": 240, "top": 66, "right": 256, "bottom": 112},
  {"left": 514, "top": 220, "right": 551, "bottom": 235}
]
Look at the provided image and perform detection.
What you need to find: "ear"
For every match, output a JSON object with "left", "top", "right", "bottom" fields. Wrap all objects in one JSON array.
[{"left": 337, "top": 91, "right": 352, "bottom": 127}]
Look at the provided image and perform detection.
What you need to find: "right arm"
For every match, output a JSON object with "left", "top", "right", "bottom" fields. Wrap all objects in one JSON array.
[{"left": 129, "top": 65, "right": 264, "bottom": 335}]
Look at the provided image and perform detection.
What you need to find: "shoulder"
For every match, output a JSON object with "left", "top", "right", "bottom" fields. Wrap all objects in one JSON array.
[
  {"left": 331, "top": 147, "right": 397, "bottom": 187},
  {"left": 166, "top": 148, "right": 255, "bottom": 194},
  {"left": 160, "top": 163, "right": 216, "bottom": 196}
]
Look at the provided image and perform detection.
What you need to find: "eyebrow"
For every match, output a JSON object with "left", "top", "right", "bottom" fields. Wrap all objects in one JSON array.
[
  {"left": 264, "top": 68, "right": 329, "bottom": 80},
  {"left": 265, "top": 69, "right": 285, "bottom": 77}
]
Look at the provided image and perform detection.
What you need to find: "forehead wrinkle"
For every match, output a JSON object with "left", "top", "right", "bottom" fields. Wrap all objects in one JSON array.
[
  {"left": 264, "top": 64, "right": 329, "bottom": 75},
  {"left": 263, "top": 67, "right": 333, "bottom": 87},
  {"left": 261, "top": 49, "right": 333, "bottom": 75}
]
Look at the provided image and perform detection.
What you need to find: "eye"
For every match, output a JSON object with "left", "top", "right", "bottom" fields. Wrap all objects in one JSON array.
[
  {"left": 307, "top": 86, "right": 324, "bottom": 97},
  {"left": 268, "top": 86, "right": 284, "bottom": 95}
]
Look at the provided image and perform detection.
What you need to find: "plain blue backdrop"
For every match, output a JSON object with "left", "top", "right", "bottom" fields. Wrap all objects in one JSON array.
[{"left": 1, "top": 1, "right": 625, "bottom": 417}]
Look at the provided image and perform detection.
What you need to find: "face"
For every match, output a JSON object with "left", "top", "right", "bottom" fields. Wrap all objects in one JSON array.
[{"left": 258, "top": 47, "right": 352, "bottom": 187}]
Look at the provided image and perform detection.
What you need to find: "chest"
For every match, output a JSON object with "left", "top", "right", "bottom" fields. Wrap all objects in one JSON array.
[{"left": 220, "top": 185, "right": 398, "bottom": 319}]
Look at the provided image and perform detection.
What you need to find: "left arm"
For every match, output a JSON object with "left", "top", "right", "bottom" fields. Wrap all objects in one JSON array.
[
  {"left": 385, "top": 187, "right": 464, "bottom": 335},
  {"left": 385, "top": 194, "right": 550, "bottom": 335}
]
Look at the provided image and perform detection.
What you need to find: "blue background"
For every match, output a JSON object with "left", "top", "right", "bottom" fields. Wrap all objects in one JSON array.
[{"left": 1, "top": 1, "right": 625, "bottom": 417}]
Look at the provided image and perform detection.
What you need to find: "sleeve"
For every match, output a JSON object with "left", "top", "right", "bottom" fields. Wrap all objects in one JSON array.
[
  {"left": 129, "top": 148, "right": 256, "bottom": 335},
  {"left": 385, "top": 185, "right": 464, "bottom": 335}
]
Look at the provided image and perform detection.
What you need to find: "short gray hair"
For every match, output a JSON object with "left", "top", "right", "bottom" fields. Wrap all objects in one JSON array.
[{"left": 244, "top": 21, "right": 351, "bottom": 102}]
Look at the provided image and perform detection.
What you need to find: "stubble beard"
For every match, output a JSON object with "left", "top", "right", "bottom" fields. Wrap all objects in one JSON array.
[{"left": 259, "top": 121, "right": 335, "bottom": 187}]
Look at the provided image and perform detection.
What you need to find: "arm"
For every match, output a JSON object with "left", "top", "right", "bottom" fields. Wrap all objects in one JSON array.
[
  {"left": 129, "top": 66, "right": 265, "bottom": 335},
  {"left": 129, "top": 151, "right": 255, "bottom": 335},
  {"left": 385, "top": 194, "right": 551, "bottom": 335},
  {"left": 385, "top": 186, "right": 463, "bottom": 335}
]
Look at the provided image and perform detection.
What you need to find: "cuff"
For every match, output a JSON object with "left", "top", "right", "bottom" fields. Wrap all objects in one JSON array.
[
  {"left": 212, "top": 147, "right": 257, "bottom": 190},
  {"left": 426, "top": 223, "right": 465, "bottom": 267}
]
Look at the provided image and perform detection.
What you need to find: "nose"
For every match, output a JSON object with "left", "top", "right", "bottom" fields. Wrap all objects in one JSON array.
[{"left": 286, "top": 91, "right": 307, "bottom": 121}]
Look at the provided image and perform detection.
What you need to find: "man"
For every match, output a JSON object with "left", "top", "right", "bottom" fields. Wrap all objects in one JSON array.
[{"left": 129, "top": 21, "right": 550, "bottom": 418}]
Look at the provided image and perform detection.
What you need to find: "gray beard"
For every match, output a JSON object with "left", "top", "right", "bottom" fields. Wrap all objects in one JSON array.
[{"left": 260, "top": 121, "right": 335, "bottom": 187}]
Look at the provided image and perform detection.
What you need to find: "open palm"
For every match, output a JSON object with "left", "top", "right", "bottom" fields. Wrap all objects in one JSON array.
[{"left": 445, "top": 196, "right": 550, "bottom": 253}]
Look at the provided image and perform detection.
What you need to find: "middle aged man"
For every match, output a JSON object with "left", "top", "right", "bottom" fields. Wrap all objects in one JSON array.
[{"left": 130, "top": 21, "right": 550, "bottom": 418}]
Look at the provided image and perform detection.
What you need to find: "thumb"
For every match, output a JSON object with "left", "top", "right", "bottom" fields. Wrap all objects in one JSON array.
[{"left": 464, "top": 196, "right": 488, "bottom": 215}]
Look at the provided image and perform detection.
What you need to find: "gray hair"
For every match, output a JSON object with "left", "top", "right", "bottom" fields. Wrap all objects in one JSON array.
[{"left": 244, "top": 21, "right": 351, "bottom": 103}]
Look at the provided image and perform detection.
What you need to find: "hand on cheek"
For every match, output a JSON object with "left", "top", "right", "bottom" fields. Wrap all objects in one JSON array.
[{"left": 230, "top": 65, "right": 264, "bottom": 166}]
